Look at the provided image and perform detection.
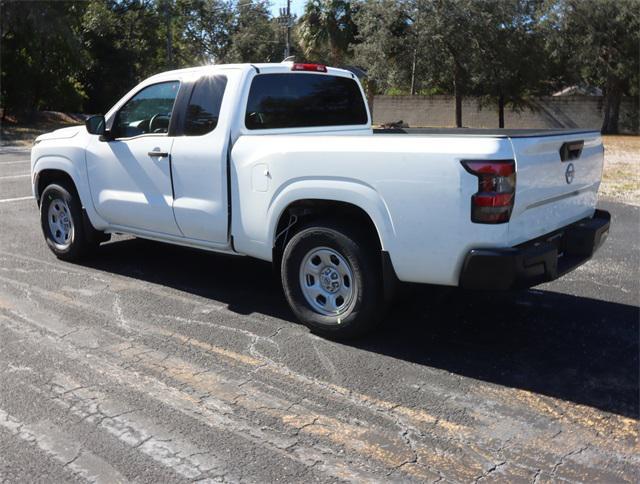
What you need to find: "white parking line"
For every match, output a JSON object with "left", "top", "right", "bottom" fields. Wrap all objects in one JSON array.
[
  {"left": 0, "top": 174, "right": 30, "bottom": 180},
  {"left": 0, "top": 196, "right": 34, "bottom": 203},
  {"left": 0, "top": 159, "right": 30, "bottom": 165}
]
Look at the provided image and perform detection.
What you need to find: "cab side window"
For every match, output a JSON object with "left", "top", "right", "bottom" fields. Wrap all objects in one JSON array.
[
  {"left": 113, "top": 81, "right": 180, "bottom": 138},
  {"left": 183, "top": 75, "right": 228, "bottom": 136}
]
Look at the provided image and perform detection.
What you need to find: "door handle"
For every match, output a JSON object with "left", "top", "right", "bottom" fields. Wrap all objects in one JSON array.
[
  {"left": 148, "top": 150, "right": 169, "bottom": 158},
  {"left": 559, "top": 141, "right": 583, "bottom": 162}
]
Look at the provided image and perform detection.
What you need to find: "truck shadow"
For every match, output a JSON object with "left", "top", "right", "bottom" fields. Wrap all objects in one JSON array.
[{"left": 82, "top": 237, "right": 639, "bottom": 420}]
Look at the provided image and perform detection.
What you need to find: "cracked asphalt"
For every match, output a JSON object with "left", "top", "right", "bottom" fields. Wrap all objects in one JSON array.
[{"left": 1, "top": 146, "right": 638, "bottom": 483}]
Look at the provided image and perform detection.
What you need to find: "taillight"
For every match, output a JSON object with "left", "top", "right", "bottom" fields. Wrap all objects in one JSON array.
[
  {"left": 291, "top": 63, "right": 327, "bottom": 73},
  {"left": 461, "top": 160, "right": 516, "bottom": 224}
]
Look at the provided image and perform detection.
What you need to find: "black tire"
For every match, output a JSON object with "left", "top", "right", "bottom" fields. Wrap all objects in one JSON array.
[
  {"left": 40, "top": 182, "right": 100, "bottom": 261},
  {"left": 280, "top": 221, "right": 385, "bottom": 339}
]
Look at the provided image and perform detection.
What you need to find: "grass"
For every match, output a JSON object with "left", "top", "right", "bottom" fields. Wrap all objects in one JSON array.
[{"left": 601, "top": 135, "right": 640, "bottom": 206}]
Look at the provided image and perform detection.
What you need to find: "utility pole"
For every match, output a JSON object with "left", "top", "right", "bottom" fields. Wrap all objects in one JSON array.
[
  {"left": 279, "top": 0, "right": 292, "bottom": 59},
  {"left": 286, "top": 0, "right": 291, "bottom": 59}
]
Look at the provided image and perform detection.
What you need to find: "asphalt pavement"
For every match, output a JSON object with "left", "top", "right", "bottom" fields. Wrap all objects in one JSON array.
[{"left": 0, "top": 146, "right": 638, "bottom": 483}]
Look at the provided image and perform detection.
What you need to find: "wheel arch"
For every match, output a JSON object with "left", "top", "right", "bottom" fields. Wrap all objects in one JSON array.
[
  {"left": 35, "top": 169, "right": 77, "bottom": 204},
  {"left": 32, "top": 156, "right": 108, "bottom": 230},
  {"left": 272, "top": 199, "right": 384, "bottom": 255},
  {"left": 268, "top": 180, "right": 396, "bottom": 256}
]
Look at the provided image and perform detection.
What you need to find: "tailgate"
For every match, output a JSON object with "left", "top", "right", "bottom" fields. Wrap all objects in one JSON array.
[{"left": 508, "top": 131, "right": 603, "bottom": 244}]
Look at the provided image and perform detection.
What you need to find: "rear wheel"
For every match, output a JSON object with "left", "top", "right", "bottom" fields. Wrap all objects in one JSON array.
[
  {"left": 40, "top": 182, "right": 101, "bottom": 261},
  {"left": 281, "top": 221, "right": 385, "bottom": 339}
]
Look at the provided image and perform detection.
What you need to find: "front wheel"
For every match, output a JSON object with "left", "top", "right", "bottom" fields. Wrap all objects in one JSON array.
[
  {"left": 40, "top": 182, "right": 100, "bottom": 261},
  {"left": 280, "top": 221, "right": 385, "bottom": 339}
]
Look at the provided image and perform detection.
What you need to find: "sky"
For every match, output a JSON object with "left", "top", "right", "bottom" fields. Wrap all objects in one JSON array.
[{"left": 268, "top": 0, "right": 305, "bottom": 18}]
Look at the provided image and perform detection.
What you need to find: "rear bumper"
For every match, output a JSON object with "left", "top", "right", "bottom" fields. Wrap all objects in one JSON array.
[{"left": 459, "top": 209, "right": 611, "bottom": 290}]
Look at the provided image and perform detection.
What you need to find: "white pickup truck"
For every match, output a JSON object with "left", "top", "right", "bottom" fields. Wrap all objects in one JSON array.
[{"left": 31, "top": 62, "right": 610, "bottom": 338}]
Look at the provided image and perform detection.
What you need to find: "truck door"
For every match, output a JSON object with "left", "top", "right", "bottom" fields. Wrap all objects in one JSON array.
[
  {"left": 170, "top": 74, "right": 230, "bottom": 244},
  {"left": 86, "top": 80, "right": 182, "bottom": 236}
]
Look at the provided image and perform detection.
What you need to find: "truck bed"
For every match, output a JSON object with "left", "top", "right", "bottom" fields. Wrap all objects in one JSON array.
[{"left": 373, "top": 127, "right": 599, "bottom": 138}]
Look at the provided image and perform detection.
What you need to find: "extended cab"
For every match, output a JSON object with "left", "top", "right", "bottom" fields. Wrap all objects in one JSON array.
[{"left": 31, "top": 62, "right": 610, "bottom": 338}]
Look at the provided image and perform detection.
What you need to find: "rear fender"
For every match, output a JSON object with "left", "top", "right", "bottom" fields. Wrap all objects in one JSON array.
[{"left": 267, "top": 178, "right": 396, "bottom": 253}]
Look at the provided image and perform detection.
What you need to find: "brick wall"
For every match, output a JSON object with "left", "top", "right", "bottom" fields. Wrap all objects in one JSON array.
[{"left": 371, "top": 95, "right": 639, "bottom": 133}]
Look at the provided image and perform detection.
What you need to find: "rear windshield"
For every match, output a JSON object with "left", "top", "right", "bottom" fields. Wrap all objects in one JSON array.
[{"left": 245, "top": 73, "right": 368, "bottom": 130}]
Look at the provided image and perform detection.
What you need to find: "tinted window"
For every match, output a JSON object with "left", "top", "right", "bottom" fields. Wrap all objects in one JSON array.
[
  {"left": 184, "top": 75, "right": 228, "bottom": 136},
  {"left": 245, "top": 74, "right": 368, "bottom": 130},
  {"left": 113, "top": 81, "right": 179, "bottom": 138}
]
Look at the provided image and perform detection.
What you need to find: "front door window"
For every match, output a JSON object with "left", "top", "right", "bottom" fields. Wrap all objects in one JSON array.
[{"left": 113, "top": 81, "right": 180, "bottom": 138}]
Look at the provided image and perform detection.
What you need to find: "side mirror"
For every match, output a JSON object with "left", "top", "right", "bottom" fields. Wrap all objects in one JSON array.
[
  {"left": 85, "top": 115, "right": 106, "bottom": 135},
  {"left": 86, "top": 115, "right": 114, "bottom": 141}
]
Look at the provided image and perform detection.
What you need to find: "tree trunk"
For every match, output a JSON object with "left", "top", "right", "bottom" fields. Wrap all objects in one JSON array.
[
  {"left": 453, "top": 63, "right": 462, "bottom": 128},
  {"left": 609, "top": 88, "right": 622, "bottom": 134},
  {"left": 455, "top": 94, "right": 462, "bottom": 128},
  {"left": 498, "top": 93, "right": 505, "bottom": 128},
  {"left": 602, "top": 75, "right": 622, "bottom": 134}
]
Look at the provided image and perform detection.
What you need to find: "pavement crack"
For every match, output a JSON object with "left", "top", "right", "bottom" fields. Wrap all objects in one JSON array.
[
  {"left": 133, "top": 435, "right": 153, "bottom": 449},
  {"left": 550, "top": 445, "right": 589, "bottom": 477},
  {"left": 62, "top": 449, "right": 82, "bottom": 469},
  {"left": 293, "top": 416, "right": 320, "bottom": 436},
  {"left": 59, "top": 327, "right": 82, "bottom": 340},
  {"left": 474, "top": 460, "right": 507, "bottom": 482},
  {"left": 532, "top": 468, "right": 542, "bottom": 483}
]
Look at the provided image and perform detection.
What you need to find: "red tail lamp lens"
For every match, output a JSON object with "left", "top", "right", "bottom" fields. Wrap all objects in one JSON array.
[{"left": 461, "top": 160, "right": 516, "bottom": 224}]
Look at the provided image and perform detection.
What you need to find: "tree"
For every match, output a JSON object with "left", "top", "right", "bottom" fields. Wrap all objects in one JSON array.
[
  {"left": 226, "top": 0, "right": 283, "bottom": 63},
  {"left": 424, "top": 0, "right": 481, "bottom": 127},
  {"left": 352, "top": 0, "right": 414, "bottom": 95},
  {"left": 354, "top": 0, "right": 481, "bottom": 126},
  {"left": 81, "top": 0, "right": 167, "bottom": 114},
  {"left": 543, "top": 0, "right": 640, "bottom": 133},
  {"left": 548, "top": 0, "right": 639, "bottom": 133},
  {"left": 354, "top": 0, "right": 572, "bottom": 128},
  {"left": 173, "top": 0, "right": 234, "bottom": 64},
  {"left": 469, "top": 0, "right": 548, "bottom": 128},
  {"left": 2, "top": 0, "right": 637, "bottom": 134},
  {"left": 297, "top": 0, "right": 358, "bottom": 64},
  {"left": 1, "top": 0, "right": 87, "bottom": 119}
]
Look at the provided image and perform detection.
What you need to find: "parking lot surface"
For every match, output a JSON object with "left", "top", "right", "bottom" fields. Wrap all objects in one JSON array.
[{"left": 1, "top": 147, "right": 638, "bottom": 482}]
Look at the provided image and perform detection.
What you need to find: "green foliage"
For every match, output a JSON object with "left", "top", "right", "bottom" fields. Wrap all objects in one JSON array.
[
  {"left": 351, "top": 0, "right": 413, "bottom": 93},
  {"left": 1, "top": 0, "right": 88, "bottom": 117},
  {"left": 467, "top": 0, "right": 550, "bottom": 125},
  {"left": 173, "top": 0, "right": 234, "bottom": 65},
  {"left": 297, "top": 0, "right": 358, "bottom": 64},
  {"left": 226, "top": 1, "right": 284, "bottom": 63},
  {"left": 1, "top": 0, "right": 637, "bottom": 132},
  {"left": 81, "top": 0, "right": 167, "bottom": 113},
  {"left": 352, "top": 0, "right": 637, "bottom": 129},
  {"left": 1, "top": 0, "right": 283, "bottom": 118},
  {"left": 544, "top": 0, "right": 640, "bottom": 132}
]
